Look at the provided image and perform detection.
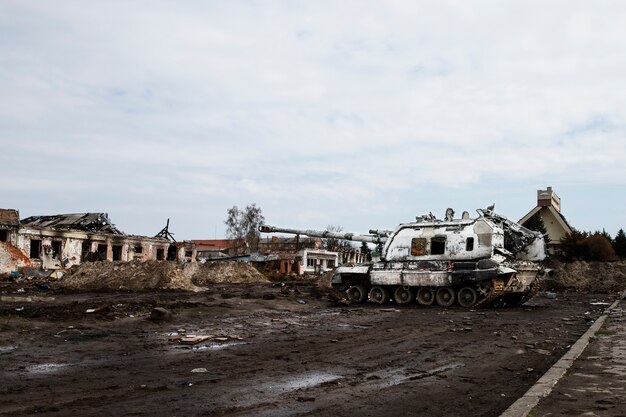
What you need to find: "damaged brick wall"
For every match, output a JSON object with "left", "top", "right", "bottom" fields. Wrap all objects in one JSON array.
[{"left": 0, "top": 241, "right": 34, "bottom": 274}]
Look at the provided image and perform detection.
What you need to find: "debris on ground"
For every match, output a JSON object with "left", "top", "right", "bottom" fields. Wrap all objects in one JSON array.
[
  {"left": 150, "top": 307, "right": 173, "bottom": 321},
  {"left": 85, "top": 305, "right": 110, "bottom": 314},
  {"left": 177, "top": 335, "right": 211, "bottom": 345},
  {"left": 168, "top": 334, "right": 244, "bottom": 345}
]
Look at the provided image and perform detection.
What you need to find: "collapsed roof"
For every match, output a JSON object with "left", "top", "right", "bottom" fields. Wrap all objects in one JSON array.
[{"left": 20, "top": 213, "right": 124, "bottom": 235}]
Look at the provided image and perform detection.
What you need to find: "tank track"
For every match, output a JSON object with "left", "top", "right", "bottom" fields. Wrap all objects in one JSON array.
[
  {"left": 473, "top": 278, "right": 505, "bottom": 308},
  {"left": 519, "top": 280, "right": 541, "bottom": 305}
]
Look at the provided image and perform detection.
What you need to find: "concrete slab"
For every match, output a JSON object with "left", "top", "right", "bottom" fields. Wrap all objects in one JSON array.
[{"left": 500, "top": 289, "right": 626, "bottom": 417}]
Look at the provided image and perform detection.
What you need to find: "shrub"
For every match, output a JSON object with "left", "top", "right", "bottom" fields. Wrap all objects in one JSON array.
[
  {"left": 580, "top": 235, "right": 615, "bottom": 261},
  {"left": 560, "top": 230, "right": 588, "bottom": 261}
]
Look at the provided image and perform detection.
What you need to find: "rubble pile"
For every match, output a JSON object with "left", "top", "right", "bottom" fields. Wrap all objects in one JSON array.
[
  {"left": 192, "top": 261, "right": 269, "bottom": 285},
  {"left": 318, "top": 270, "right": 334, "bottom": 289},
  {"left": 60, "top": 260, "right": 203, "bottom": 292},
  {"left": 58, "top": 260, "right": 269, "bottom": 291},
  {"left": 545, "top": 260, "right": 626, "bottom": 293}
]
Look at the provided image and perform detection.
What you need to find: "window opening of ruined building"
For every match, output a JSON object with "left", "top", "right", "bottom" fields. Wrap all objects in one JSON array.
[
  {"left": 51, "top": 241, "right": 62, "bottom": 259},
  {"left": 167, "top": 245, "right": 177, "bottom": 261},
  {"left": 112, "top": 245, "right": 122, "bottom": 261},
  {"left": 30, "top": 239, "right": 42, "bottom": 259},
  {"left": 411, "top": 238, "right": 427, "bottom": 256},
  {"left": 0, "top": 230, "right": 8, "bottom": 242},
  {"left": 157, "top": 248, "right": 165, "bottom": 260},
  {"left": 81, "top": 241, "right": 91, "bottom": 254},
  {"left": 134, "top": 246, "right": 143, "bottom": 254},
  {"left": 328, "top": 259, "right": 335, "bottom": 268},
  {"left": 431, "top": 237, "right": 446, "bottom": 255},
  {"left": 307, "top": 258, "right": 315, "bottom": 267},
  {"left": 97, "top": 244, "right": 108, "bottom": 260},
  {"left": 185, "top": 250, "right": 193, "bottom": 258},
  {"left": 466, "top": 237, "right": 474, "bottom": 251}
]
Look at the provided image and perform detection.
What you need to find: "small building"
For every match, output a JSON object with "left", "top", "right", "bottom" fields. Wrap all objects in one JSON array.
[
  {"left": 256, "top": 236, "right": 365, "bottom": 276},
  {"left": 519, "top": 186, "right": 573, "bottom": 254},
  {"left": 301, "top": 248, "right": 339, "bottom": 274},
  {"left": 264, "top": 252, "right": 299, "bottom": 275}
]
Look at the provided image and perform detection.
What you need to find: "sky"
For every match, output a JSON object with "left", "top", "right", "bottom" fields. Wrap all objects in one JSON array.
[{"left": 1, "top": 1, "right": 625, "bottom": 240}]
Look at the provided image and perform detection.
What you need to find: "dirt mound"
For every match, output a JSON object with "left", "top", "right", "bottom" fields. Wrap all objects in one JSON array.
[
  {"left": 60, "top": 260, "right": 203, "bottom": 292},
  {"left": 192, "top": 261, "right": 269, "bottom": 285},
  {"left": 58, "top": 260, "right": 269, "bottom": 291},
  {"left": 544, "top": 260, "right": 626, "bottom": 293}
]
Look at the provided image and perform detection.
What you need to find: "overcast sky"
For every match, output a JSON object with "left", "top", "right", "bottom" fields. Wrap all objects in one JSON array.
[{"left": 1, "top": 1, "right": 625, "bottom": 240}]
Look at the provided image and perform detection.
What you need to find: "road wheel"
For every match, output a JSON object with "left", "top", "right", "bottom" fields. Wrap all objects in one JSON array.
[
  {"left": 477, "top": 280, "right": 493, "bottom": 297},
  {"left": 369, "top": 286, "right": 389, "bottom": 304},
  {"left": 435, "top": 287, "right": 456, "bottom": 307},
  {"left": 394, "top": 287, "right": 414, "bottom": 305},
  {"left": 457, "top": 286, "right": 478, "bottom": 308},
  {"left": 346, "top": 284, "right": 367, "bottom": 303},
  {"left": 416, "top": 287, "right": 435, "bottom": 305}
]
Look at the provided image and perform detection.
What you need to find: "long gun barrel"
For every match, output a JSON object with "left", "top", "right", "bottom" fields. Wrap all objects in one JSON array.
[{"left": 259, "top": 225, "right": 387, "bottom": 244}]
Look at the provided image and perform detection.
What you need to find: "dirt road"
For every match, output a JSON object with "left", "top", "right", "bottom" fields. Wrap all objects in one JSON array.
[{"left": 0, "top": 283, "right": 616, "bottom": 417}]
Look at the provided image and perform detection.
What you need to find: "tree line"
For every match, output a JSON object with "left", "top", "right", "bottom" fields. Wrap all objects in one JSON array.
[
  {"left": 559, "top": 229, "right": 626, "bottom": 261},
  {"left": 526, "top": 213, "right": 626, "bottom": 261}
]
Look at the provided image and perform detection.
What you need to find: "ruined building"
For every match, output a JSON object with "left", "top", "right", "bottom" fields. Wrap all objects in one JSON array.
[{"left": 0, "top": 209, "right": 196, "bottom": 274}]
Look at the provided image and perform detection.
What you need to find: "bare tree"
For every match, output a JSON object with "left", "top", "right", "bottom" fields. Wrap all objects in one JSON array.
[
  {"left": 322, "top": 224, "right": 352, "bottom": 252},
  {"left": 224, "top": 204, "right": 265, "bottom": 253}
]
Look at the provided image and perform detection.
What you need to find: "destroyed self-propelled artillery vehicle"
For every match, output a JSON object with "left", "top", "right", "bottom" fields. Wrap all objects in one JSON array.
[{"left": 259, "top": 206, "right": 549, "bottom": 308}]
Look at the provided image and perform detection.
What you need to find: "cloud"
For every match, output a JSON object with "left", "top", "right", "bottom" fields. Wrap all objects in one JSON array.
[{"left": 2, "top": 0, "right": 626, "bottom": 237}]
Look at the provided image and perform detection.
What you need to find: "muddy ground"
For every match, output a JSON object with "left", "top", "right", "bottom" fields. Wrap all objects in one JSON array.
[{"left": 0, "top": 281, "right": 618, "bottom": 417}]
